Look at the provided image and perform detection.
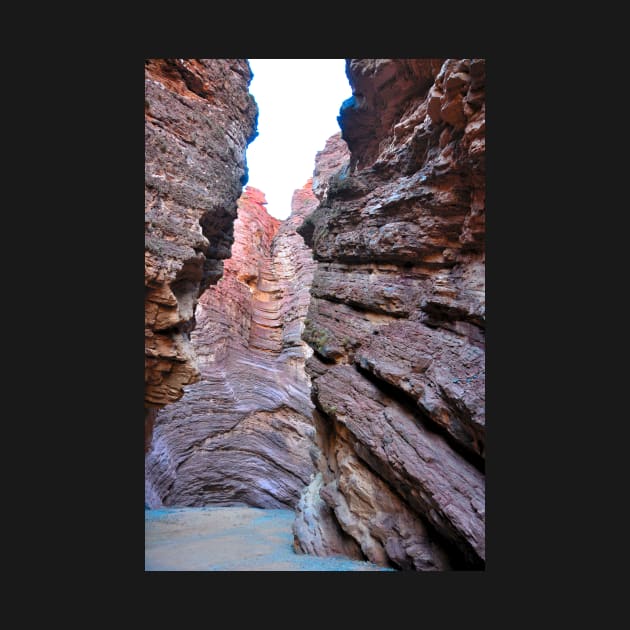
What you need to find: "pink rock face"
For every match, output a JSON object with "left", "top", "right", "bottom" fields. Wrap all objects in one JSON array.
[
  {"left": 145, "top": 186, "right": 319, "bottom": 509},
  {"left": 293, "top": 58, "right": 485, "bottom": 569},
  {"left": 144, "top": 59, "right": 257, "bottom": 447}
]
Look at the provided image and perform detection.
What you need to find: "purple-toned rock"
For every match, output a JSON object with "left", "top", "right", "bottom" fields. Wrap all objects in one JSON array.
[
  {"left": 146, "top": 185, "right": 318, "bottom": 509},
  {"left": 294, "top": 58, "right": 485, "bottom": 570}
]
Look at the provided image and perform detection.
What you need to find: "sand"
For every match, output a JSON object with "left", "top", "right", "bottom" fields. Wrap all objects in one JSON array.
[{"left": 145, "top": 506, "right": 393, "bottom": 571}]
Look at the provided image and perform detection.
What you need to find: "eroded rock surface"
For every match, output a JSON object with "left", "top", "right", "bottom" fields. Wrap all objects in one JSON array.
[
  {"left": 145, "top": 59, "right": 257, "bottom": 448},
  {"left": 145, "top": 185, "right": 318, "bottom": 509},
  {"left": 294, "top": 58, "right": 485, "bottom": 570}
]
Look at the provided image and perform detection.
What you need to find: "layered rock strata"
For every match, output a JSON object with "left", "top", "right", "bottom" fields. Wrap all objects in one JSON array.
[
  {"left": 145, "top": 59, "right": 257, "bottom": 449},
  {"left": 145, "top": 186, "right": 318, "bottom": 509},
  {"left": 294, "top": 58, "right": 485, "bottom": 570}
]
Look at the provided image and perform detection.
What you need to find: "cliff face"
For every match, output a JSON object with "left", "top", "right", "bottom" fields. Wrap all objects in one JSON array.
[
  {"left": 144, "top": 59, "right": 257, "bottom": 449},
  {"left": 294, "top": 59, "right": 485, "bottom": 570},
  {"left": 145, "top": 186, "right": 318, "bottom": 509}
]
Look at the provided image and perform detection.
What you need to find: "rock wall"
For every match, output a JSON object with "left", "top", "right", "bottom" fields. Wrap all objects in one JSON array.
[
  {"left": 145, "top": 186, "right": 318, "bottom": 509},
  {"left": 293, "top": 58, "right": 485, "bottom": 570},
  {"left": 144, "top": 59, "right": 257, "bottom": 449}
]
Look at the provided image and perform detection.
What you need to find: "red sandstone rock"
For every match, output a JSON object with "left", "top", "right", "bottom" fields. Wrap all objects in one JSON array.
[
  {"left": 294, "top": 58, "right": 485, "bottom": 569},
  {"left": 145, "top": 186, "right": 318, "bottom": 509},
  {"left": 338, "top": 59, "right": 445, "bottom": 170},
  {"left": 311, "top": 133, "right": 351, "bottom": 200},
  {"left": 144, "top": 59, "right": 257, "bottom": 446}
]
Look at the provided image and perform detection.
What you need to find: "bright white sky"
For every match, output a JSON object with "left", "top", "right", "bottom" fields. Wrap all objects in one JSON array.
[{"left": 246, "top": 59, "right": 351, "bottom": 219}]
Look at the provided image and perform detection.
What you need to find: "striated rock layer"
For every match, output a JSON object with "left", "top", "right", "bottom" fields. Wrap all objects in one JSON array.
[
  {"left": 144, "top": 59, "right": 257, "bottom": 449},
  {"left": 293, "top": 58, "right": 485, "bottom": 570},
  {"left": 145, "top": 185, "right": 318, "bottom": 509}
]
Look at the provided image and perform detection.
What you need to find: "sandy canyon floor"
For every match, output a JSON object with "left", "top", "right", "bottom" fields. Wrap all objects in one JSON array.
[{"left": 145, "top": 506, "right": 392, "bottom": 571}]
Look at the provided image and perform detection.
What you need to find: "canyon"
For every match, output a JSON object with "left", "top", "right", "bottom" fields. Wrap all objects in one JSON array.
[
  {"left": 145, "top": 58, "right": 485, "bottom": 571},
  {"left": 145, "top": 183, "right": 318, "bottom": 509}
]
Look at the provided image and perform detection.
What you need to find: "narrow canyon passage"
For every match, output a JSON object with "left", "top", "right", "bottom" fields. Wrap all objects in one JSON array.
[
  {"left": 145, "top": 184, "right": 318, "bottom": 510},
  {"left": 145, "top": 58, "right": 485, "bottom": 571}
]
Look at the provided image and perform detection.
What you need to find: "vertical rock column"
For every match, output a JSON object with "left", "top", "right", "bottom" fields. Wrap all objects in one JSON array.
[{"left": 144, "top": 59, "right": 258, "bottom": 449}]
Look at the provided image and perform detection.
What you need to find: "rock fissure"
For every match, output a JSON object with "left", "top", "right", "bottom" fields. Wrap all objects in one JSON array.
[{"left": 355, "top": 361, "right": 485, "bottom": 472}]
